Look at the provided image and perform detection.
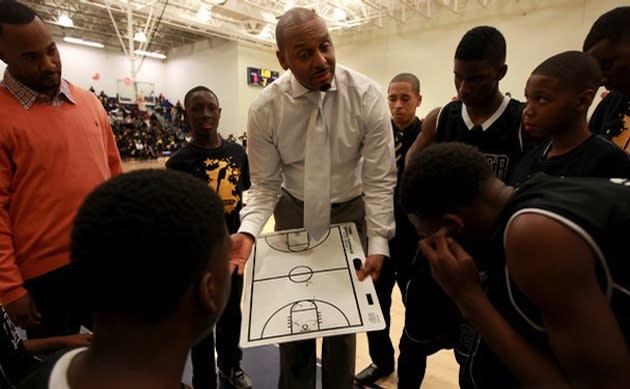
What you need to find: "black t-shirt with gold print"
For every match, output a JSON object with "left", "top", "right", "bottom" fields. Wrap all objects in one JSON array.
[{"left": 166, "top": 139, "right": 251, "bottom": 233}]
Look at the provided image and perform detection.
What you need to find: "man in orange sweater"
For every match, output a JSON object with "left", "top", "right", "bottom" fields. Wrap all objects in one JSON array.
[{"left": 0, "top": 1, "right": 122, "bottom": 338}]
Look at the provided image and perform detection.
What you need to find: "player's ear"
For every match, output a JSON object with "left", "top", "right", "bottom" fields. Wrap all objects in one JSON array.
[
  {"left": 442, "top": 213, "right": 464, "bottom": 236},
  {"left": 497, "top": 64, "right": 508, "bottom": 81},
  {"left": 577, "top": 88, "right": 595, "bottom": 113},
  {"left": 196, "top": 272, "right": 221, "bottom": 320}
]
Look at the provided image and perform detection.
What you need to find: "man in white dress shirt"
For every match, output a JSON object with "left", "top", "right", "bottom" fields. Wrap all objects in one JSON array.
[{"left": 229, "top": 7, "right": 396, "bottom": 389}]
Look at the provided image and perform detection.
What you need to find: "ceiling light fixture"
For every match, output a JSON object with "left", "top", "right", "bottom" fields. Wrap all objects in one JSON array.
[
  {"left": 333, "top": 8, "right": 347, "bottom": 21},
  {"left": 134, "top": 31, "right": 147, "bottom": 42},
  {"left": 135, "top": 49, "right": 167, "bottom": 60},
  {"left": 63, "top": 37, "right": 104, "bottom": 48},
  {"left": 58, "top": 14, "right": 74, "bottom": 28},
  {"left": 196, "top": 5, "right": 212, "bottom": 23}
]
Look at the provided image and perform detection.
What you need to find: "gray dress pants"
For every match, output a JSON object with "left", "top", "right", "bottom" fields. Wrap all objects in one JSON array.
[{"left": 274, "top": 190, "right": 368, "bottom": 389}]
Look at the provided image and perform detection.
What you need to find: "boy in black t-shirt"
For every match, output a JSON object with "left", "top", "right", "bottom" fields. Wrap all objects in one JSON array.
[
  {"left": 166, "top": 86, "right": 251, "bottom": 389},
  {"left": 509, "top": 51, "right": 630, "bottom": 185}
]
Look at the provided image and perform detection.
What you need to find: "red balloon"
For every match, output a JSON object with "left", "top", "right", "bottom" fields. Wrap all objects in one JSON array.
[
  {"left": 123, "top": 77, "right": 132, "bottom": 86},
  {"left": 91, "top": 72, "right": 100, "bottom": 81}
]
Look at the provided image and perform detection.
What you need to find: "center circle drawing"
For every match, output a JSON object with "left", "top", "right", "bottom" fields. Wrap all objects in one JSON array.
[{"left": 288, "top": 265, "right": 314, "bottom": 283}]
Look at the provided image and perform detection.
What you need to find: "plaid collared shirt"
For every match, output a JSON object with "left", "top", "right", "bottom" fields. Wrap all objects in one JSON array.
[{"left": 0, "top": 69, "right": 75, "bottom": 110}]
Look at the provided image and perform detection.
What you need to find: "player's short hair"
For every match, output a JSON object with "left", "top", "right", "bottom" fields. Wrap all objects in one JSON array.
[
  {"left": 583, "top": 7, "right": 630, "bottom": 51},
  {"left": 389, "top": 73, "right": 421, "bottom": 94},
  {"left": 532, "top": 51, "right": 602, "bottom": 92},
  {"left": 401, "top": 143, "right": 493, "bottom": 219},
  {"left": 71, "top": 169, "right": 228, "bottom": 322},
  {"left": 0, "top": 1, "right": 38, "bottom": 36},
  {"left": 184, "top": 85, "right": 219, "bottom": 109},
  {"left": 455, "top": 26, "right": 506, "bottom": 66}
]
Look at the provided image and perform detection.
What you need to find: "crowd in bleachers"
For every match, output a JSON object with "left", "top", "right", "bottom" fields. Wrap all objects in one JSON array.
[
  {"left": 90, "top": 90, "right": 247, "bottom": 160},
  {"left": 92, "top": 90, "right": 190, "bottom": 159}
]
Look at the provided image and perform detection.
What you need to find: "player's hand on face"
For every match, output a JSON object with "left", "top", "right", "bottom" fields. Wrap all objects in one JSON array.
[
  {"left": 230, "top": 233, "right": 255, "bottom": 275},
  {"left": 357, "top": 254, "right": 385, "bottom": 282},
  {"left": 418, "top": 233, "right": 481, "bottom": 303},
  {"left": 4, "top": 292, "right": 42, "bottom": 329}
]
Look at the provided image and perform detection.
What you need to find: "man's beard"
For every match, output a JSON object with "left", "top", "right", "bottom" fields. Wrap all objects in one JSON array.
[{"left": 319, "top": 83, "right": 331, "bottom": 92}]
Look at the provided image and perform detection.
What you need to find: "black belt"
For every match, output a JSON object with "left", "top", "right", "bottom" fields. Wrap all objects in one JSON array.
[{"left": 282, "top": 189, "right": 362, "bottom": 209}]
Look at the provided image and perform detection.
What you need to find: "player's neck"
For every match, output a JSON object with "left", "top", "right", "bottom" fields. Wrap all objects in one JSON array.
[
  {"left": 192, "top": 131, "right": 222, "bottom": 149},
  {"left": 393, "top": 117, "right": 416, "bottom": 131},
  {"left": 67, "top": 321, "right": 192, "bottom": 389},
  {"left": 485, "top": 178, "right": 515, "bottom": 223},
  {"left": 547, "top": 122, "right": 591, "bottom": 158},
  {"left": 466, "top": 92, "right": 504, "bottom": 124}
]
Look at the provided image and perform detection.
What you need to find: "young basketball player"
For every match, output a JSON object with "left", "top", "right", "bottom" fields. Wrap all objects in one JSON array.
[
  {"left": 401, "top": 142, "right": 630, "bottom": 388},
  {"left": 406, "top": 25, "right": 535, "bottom": 180},
  {"left": 18, "top": 169, "right": 232, "bottom": 388},
  {"left": 166, "top": 86, "right": 251, "bottom": 389},
  {"left": 509, "top": 51, "right": 630, "bottom": 185},
  {"left": 402, "top": 26, "right": 536, "bottom": 386}
]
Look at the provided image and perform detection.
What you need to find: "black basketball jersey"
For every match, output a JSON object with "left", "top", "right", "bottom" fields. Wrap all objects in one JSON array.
[
  {"left": 508, "top": 134, "right": 630, "bottom": 186},
  {"left": 460, "top": 173, "right": 630, "bottom": 388},
  {"left": 435, "top": 97, "right": 525, "bottom": 181}
]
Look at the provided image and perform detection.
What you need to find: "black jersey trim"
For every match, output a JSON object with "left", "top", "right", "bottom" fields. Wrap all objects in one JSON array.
[
  {"left": 503, "top": 208, "right": 613, "bottom": 332},
  {"left": 434, "top": 105, "right": 447, "bottom": 137}
]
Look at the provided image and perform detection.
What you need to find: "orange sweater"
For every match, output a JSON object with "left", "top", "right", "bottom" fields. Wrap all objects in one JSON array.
[{"left": 0, "top": 84, "right": 122, "bottom": 304}]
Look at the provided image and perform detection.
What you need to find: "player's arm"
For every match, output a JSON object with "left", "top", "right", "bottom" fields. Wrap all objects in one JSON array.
[
  {"left": 506, "top": 214, "right": 630, "bottom": 388},
  {"left": 24, "top": 333, "right": 93, "bottom": 353},
  {"left": 419, "top": 234, "right": 568, "bottom": 387},
  {"left": 405, "top": 106, "right": 440, "bottom": 165}
]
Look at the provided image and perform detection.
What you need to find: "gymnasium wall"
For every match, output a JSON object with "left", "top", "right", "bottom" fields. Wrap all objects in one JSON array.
[
  {"left": 163, "top": 39, "right": 279, "bottom": 136},
  {"left": 334, "top": 0, "right": 625, "bottom": 117},
  {"left": 0, "top": 42, "right": 166, "bottom": 99},
  {"left": 0, "top": 0, "right": 626, "bottom": 131}
]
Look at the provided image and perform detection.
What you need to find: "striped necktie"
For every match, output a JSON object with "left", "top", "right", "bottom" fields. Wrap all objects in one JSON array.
[{"left": 394, "top": 129, "right": 404, "bottom": 172}]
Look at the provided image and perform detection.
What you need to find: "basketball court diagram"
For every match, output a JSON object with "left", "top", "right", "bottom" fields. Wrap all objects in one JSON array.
[{"left": 240, "top": 223, "right": 385, "bottom": 348}]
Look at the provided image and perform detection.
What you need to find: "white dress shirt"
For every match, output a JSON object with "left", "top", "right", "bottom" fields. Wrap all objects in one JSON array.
[{"left": 239, "top": 64, "right": 396, "bottom": 256}]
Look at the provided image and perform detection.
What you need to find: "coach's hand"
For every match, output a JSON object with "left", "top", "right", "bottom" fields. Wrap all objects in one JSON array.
[
  {"left": 357, "top": 254, "right": 385, "bottom": 282},
  {"left": 5, "top": 292, "right": 41, "bottom": 329},
  {"left": 230, "top": 232, "right": 255, "bottom": 275},
  {"left": 419, "top": 233, "right": 482, "bottom": 305}
]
